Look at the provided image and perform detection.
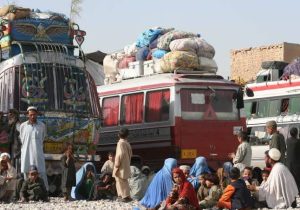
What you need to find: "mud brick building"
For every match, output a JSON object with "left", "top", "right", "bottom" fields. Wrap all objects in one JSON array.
[{"left": 230, "top": 42, "right": 300, "bottom": 83}]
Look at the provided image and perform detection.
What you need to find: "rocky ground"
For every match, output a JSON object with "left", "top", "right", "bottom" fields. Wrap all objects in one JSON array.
[
  {"left": 0, "top": 197, "right": 299, "bottom": 210},
  {"left": 0, "top": 197, "right": 146, "bottom": 210}
]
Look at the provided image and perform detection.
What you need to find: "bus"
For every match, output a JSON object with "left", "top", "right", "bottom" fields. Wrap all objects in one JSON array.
[
  {"left": 0, "top": 10, "right": 101, "bottom": 194},
  {"left": 244, "top": 76, "right": 300, "bottom": 168},
  {"left": 97, "top": 69, "right": 246, "bottom": 170}
]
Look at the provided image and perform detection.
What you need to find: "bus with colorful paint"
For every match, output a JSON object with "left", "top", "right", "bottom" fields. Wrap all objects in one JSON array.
[
  {"left": 0, "top": 8, "right": 101, "bottom": 194},
  {"left": 97, "top": 69, "right": 246, "bottom": 170}
]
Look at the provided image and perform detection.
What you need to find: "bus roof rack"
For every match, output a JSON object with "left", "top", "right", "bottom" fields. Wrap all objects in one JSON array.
[{"left": 174, "top": 69, "right": 217, "bottom": 75}]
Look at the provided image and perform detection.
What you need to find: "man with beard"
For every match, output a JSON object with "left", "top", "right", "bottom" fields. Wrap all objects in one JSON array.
[
  {"left": 7, "top": 109, "right": 21, "bottom": 173},
  {"left": 20, "top": 106, "right": 48, "bottom": 191}
]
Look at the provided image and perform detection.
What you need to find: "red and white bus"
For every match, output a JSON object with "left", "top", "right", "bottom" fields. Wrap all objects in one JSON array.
[{"left": 97, "top": 71, "right": 246, "bottom": 170}]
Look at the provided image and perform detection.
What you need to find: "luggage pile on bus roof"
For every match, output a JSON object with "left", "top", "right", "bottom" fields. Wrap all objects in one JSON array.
[
  {"left": 0, "top": 5, "right": 71, "bottom": 60},
  {"left": 103, "top": 27, "right": 218, "bottom": 84}
]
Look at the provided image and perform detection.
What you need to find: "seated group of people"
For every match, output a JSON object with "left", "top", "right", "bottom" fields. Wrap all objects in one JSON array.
[
  {"left": 139, "top": 148, "right": 299, "bottom": 210},
  {"left": 0, "top": 152, "right": 48, "bottom": 203},
  {"left": 70, "top": 159, "right": 154, "bottom": 202}
]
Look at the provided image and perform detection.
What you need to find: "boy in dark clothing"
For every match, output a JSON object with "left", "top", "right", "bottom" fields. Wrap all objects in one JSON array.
[
  {"left": 20, "top": 165, "right": 48, "bottom": 202},
  {"left": 90, "top": 173, "right": 116, "bottom": 200},
  {"left": 217, "top": 167, "right": 253, "bottom": 210}
]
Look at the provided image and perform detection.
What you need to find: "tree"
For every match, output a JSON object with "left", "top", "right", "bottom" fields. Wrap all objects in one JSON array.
[{"left": 70, "top": 0, "right": 83, "bottom": 24}]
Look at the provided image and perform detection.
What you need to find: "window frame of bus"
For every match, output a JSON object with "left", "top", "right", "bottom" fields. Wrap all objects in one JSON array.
[
  {"left": 180, "top": 88, "right": 239, "bottom": 120},
  {"left": 101, "top": 89, "right": 171, "bottom": 127},
  {"left": 246, "top": 97, "right": 300, "bottom": 119},
  {"left": 102, "top": 96, "right": 120, "bottom": 127},
  {"left": 248, "top": 124, "right": 297, "bottom": 146}
]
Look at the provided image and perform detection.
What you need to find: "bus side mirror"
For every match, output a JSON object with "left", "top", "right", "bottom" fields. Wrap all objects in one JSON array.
[
  {"left": 245, "top": 88, "right": 254, "bottom": 97},
  {"left": 236, "top": 88, "right": 244, "bottom": 109}
]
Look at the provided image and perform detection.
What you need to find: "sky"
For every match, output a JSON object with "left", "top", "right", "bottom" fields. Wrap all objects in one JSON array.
[{"left": 1, "top": 0, "right": 300, "bottom": 78}]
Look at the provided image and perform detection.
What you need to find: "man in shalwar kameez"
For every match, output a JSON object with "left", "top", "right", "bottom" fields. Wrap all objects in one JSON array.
[
  {"left": 20, "top": 106, "right": 48, "bottom": 191},
  {"left": 248, "top": 148, "right": 298, "bottom": 208},
  {"left": 112, "top": 127, "right": 132, "bottom": 202}
]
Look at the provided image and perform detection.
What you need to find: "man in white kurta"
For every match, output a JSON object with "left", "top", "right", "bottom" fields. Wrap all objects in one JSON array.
[
  {"left": 20, "top": 106, "right": 48, "bottom": 191},
  {"left": 255, "top": 148, "right": 298, "bottom": 208}
]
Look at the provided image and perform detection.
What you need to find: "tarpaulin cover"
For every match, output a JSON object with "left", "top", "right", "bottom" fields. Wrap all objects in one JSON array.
[
  {"left": 282, "top": 58, "right": 300, "bottom": 78},
  {"left": 136, "top": 29, "right": 162, "bottom": 48}
]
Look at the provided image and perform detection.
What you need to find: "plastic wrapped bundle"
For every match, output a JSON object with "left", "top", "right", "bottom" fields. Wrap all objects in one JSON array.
[
  {"left": 170, "top": 37, "right": 215, "bottom": 59},
  {"left": 157, "top": 30, "right": 198, "bottom": 51},
  {"left": 124, "top": 43, "right": 139, "bottom": 56},
  {"left": 118, "top": 56, "right": 136, "bottom": 69},
  {"left": 160, "top": 51, "right": 200, "bottom": 72},
  {"left": 0, "top": 5, "right": 31, "bottom": 20}
]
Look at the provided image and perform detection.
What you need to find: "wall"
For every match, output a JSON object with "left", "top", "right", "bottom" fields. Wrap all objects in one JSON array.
[{"left": 230, "top": 43, "right": 285, "bottom": 83}]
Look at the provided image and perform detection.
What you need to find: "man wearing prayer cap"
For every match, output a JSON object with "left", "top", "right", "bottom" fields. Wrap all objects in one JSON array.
[
  {"left": 0, "top": 151, "right": 17, "bottom": 202},
  {"left": 20, "top": 106, "right": 48, "bottom": 191},
  {"left": 268, "top": 148, "right": 281, "bottom": 161},
  {"left": 248, "top": 148, "right": 298, "bottom": 208},
  {"left": 266, "top": 121, "right": 286, "bottom": 163},
  {"left": 27, "top": 106, "right": 38, "bottom": 112}
]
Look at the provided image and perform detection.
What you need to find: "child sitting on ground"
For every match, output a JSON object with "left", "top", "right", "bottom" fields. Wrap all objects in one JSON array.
[
  {"left": 199, "top": 173, "right": 222, "bottom": 209},
  {"left": 242, "top": 167, "right": 253, "bottom": 186},
  {"left": 90, "top": 173, "right": 116, "bottom": 200},
  {"left": 196, "top": 172, "right": 209, "bottom": 202},
  {"left": 20, "top": 165, "right": 48, "bottom": 202},
  {"left": 217, "top": 167, "right": 253, "bottom": 210},
  {"left": 260, "top": 170, "right": 270, "bottom": 186}
]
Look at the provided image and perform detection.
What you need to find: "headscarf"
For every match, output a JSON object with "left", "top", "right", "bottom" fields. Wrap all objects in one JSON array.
[
  {"left": 129, "top": 165, "right": 147, "bottom": 200},
  {"left": 169, "top": 168, "right": 200, "bottom": 209},
  {"left": 71, "top": 162, "right": 96, "bottom": 200},
  {"left": 140, "top": 158, "right": 177, "bottom": 208},
  {"left": 188, "top": 156, "right": 210, "bottom": 189},
  {"left": 223, "top": 161, "right": 233, "bottom": 175}
]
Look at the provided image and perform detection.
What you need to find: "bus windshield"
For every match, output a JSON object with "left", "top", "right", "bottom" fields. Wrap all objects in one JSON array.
[
  {"left": 180, "top": 88, "right": 239, "bottom": 120},
  {"left": 13, "top": 63, "right": 92, "bottom": 113}
]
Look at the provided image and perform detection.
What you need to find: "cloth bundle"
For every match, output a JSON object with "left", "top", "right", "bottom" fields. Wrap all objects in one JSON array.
[
  {"left": 170, "top": 37, "right": 215, "bottom": 59},
  {"left": 160, "top": 51, "right": 200, "bottom": 72},
  {"left": 157, "top": 30, "right": 198, "bottom": 51}
]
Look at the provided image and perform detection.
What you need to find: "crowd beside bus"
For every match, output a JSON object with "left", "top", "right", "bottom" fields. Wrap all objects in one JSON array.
[{"left": 0, "top": 106, "right": 300, "bottom": 209}]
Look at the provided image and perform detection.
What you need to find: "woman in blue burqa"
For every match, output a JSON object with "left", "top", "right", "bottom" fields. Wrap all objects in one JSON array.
[
  {"left": 188, "top": 156, "right": 210, "bottom": 189},
  {"left": 71, "top": 162, "right": 96, "bottom": 200},
  {"left": 140, "top": 158, "right": 177, "bottom": 209}
]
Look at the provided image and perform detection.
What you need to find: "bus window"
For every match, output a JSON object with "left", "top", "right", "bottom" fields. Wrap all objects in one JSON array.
[
  {"left": 145, "top": 89, "right": 170, "bottom": 122},
  {"left": 211, "top": 90, "right": 239, "bottom": 120},
  {"left": 280, "top": 98, "right": 289, "bottom": 114},
  {"left": 289, "top": 97, "right": 300, "bottom": 114},
  {"left": 102, "top": 96, "right": 119, "bottom": 127},
  {"left": 120, "top": 92, "right": 144, "bottom": 124},
  {"left": 245, "top": 101, "right": 258, "bottom": 118},
  {"left": 180, "top": 88, "right": 238, "bottom": 120},
  {"left": 244, "top": 102, "right": 252, "bottom": 118},
  {"left": 257, "top": 99, "right": 280, "bottom": 118},
  {"left": 249, "top": 126, "right": 269, "bottom": 146}
]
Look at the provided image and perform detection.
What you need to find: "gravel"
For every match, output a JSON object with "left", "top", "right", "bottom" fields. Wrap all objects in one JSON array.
[
  {"left": 0, "top": 197, "right": 146, "bottom": 210},
  {"left": 1, "top": 197, "right": 299, "bottom": 210}
]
